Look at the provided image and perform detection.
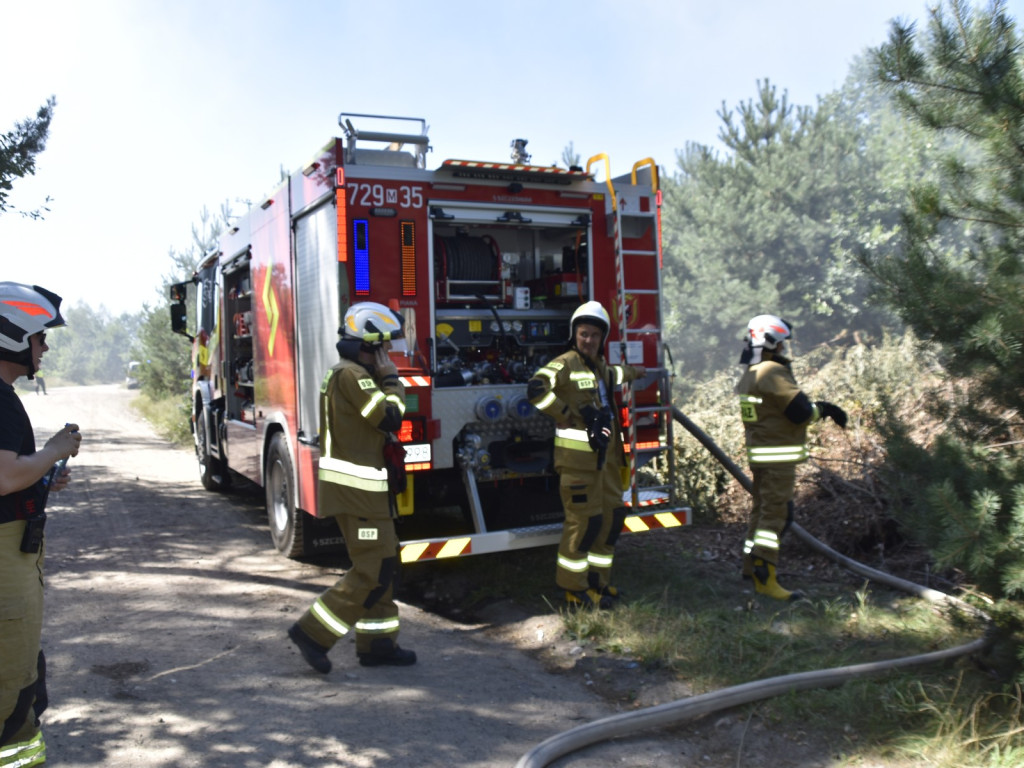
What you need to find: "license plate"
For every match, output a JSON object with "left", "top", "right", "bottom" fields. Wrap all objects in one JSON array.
[{"left": 404, "top": 443, "right": 431, "bottom": 463}]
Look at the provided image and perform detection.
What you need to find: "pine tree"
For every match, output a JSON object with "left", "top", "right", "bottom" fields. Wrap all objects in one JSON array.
[
  {"left": 868, "top": 0, "right": 1024, "bottom": 416},
  {"left": 0, "top": 96, "right": 56, "bottom": 219},
  {"left": 661, "top": 69, "right": 920, "bottom": 385},
  {"left": 867, "top": 1, "right": 1024, "bottom": 632}
]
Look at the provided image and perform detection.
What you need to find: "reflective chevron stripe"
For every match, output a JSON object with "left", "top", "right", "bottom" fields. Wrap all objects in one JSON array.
[{"left": 622, "top": 511, "right": 687, "bottom": 532}]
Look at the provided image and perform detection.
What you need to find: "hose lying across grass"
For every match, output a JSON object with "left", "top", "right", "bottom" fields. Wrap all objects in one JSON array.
[{"left": 514, "top": 407, "right": 992, "bottom": 768}]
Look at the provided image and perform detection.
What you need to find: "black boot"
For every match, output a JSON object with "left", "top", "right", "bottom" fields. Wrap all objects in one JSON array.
[
  {"left": 588, "top": 572, "right": 622, "bottom": 603},
  {"left": 288, "top": 623, "right": 332, "bottom": 674},
  {"left": 358, "top": 638, "right": 417, "bottom": 667},
  {"left": 741, "top": 553, "right": 754, "bottom": 581},
  {"left": 599, "top": 585, "right": 622, "bottom": 601}
]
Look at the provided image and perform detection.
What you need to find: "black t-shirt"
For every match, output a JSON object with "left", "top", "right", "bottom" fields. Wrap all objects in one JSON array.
[{"left": 0, "top": 379, "right": 42, "bottom": 523}]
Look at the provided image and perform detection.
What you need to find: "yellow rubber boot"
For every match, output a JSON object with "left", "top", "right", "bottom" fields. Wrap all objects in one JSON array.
[
  {"left": 752, "top": 558, "right": 804, "bottom": 602},
  {"left": 566, "top": 589, "right": 613, "bottom": 610}
]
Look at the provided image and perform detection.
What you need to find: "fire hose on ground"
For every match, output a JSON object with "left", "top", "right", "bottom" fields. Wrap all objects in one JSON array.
[{"left": 514, "top": 406, "right": 993, "bottom": 768}]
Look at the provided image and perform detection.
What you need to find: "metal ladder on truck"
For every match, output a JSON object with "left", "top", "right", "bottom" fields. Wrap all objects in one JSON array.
[{"left": 587, "top": 154, "right": 688, "bottom": 527}]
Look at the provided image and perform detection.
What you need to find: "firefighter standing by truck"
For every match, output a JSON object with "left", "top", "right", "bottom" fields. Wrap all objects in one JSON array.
[
  {"left": 0, "top": 282, "right": 81, "bottom": 768},
  {"left": 288, "top": 302, "right": 417, "bottom": 673},
  {"left": 528, "top": 301, "right": 645, "bottom": 609},
  {"left": 736, "top": 314, "right": 847, "bottom": 601}
]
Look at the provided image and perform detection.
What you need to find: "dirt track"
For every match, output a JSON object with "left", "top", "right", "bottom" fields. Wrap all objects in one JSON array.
[{"left": 21, "top": 384, "right": 723, "bottom": 768}]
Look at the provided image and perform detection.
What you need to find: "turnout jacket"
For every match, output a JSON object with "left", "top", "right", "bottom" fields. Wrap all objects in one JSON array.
[
  {"left": 736, "top": 356, "right": 820, "bottom": 466},
  {"left": 528, "top": 348, "right": 643, "bottom": 473},
  {"left": 318, "top": 358, "right": 405, "bottom": 519}
]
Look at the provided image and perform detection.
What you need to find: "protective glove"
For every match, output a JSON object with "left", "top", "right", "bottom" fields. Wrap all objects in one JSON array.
[
  {"left": 382, "top": 438, "right": 408, "bottom": 494},
  {"left": 815, "top": 401, "right": 848, "bottom": 428},
  {"left": 580, "top": 405, "right": 612, "bottom": 451},
  {"left": 373, "top": 346, "right": 399, "bottom": 380}
]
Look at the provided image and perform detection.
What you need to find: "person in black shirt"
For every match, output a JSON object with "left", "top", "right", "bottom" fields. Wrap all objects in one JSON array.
[{"left": 0, "top": 282, "right": 80, "bottom": 767}]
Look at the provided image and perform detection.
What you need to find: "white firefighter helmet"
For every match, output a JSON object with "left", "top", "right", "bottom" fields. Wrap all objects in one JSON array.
[
  {"left": 569, "top": 301, "right": 610, "bottom": 344},
  {"left": 337, "top": 301, "right": 406, "bottom": 360},
  {"left": 0, "top": 282, "right": 65, "bottom": 354},
  {"left": 747, "top": 314, "right": 792, "bottom": 350}
]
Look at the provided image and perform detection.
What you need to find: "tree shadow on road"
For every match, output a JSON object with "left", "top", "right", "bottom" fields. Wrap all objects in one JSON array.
[{"left": 39, "top": 448, "right": 614, "bottom": 768}]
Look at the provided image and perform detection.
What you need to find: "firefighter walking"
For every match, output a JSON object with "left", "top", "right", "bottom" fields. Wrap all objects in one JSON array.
[
  {"left": 0, "top": 283, "right": 81, "bottom": 768},
  {"left": 736, "top": 314, "right": 847, "bottom": 601},
  {"left": 288, "top": 302, "right": 416, "bottom": 673},
  {"left": 528, "top": 301, "right": 645, "bottom": 609}
]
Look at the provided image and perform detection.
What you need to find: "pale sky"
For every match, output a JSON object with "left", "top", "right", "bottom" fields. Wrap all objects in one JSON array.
[{"left": 3, "top": 0, "right": 1020, "bottom": 316}]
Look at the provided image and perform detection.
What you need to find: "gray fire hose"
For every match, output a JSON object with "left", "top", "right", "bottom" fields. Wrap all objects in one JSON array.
[
  {"left": 672, "top": 407, "right": 987, "bottom": 620},
  {"left": 514, "top": 406, "right": 992, "bottom": 768}
]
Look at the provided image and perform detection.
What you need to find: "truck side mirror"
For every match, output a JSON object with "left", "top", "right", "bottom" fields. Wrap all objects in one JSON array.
[
  {"left": 169, "top": 281, "right": 194, "bottom": 341},
  {"left": 169, "top": 281, "right": 189, "bottom": 303},
  {"left": 170, "top": 302, "right": 192, "bottom": 340}
]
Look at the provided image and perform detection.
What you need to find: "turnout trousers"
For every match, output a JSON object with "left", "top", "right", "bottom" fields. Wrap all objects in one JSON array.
[
  {"left": 0, "top": 522, "right": 46, "bottom": 767},
  {"left": 745, "top": 464, "right": 797, "bottom": 568},
  {"left": 555, "top": 467, "right": 627, "bottom": 592},
  {"left": 298, "top": 514, "right": 401, "bottom": 655}
]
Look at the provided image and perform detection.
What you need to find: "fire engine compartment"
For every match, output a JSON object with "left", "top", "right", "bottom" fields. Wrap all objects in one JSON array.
[
  {"left": 426, "top": 205, "right": 602, "bottom": 496},
  {"left": 430, "top": 207, "right": 591, "bottom": 391}
]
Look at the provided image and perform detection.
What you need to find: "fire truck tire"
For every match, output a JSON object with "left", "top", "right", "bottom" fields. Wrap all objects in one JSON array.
[
  {"left": 196, "top": 405, "right": 229, "bottom": 492},
  {"left": 266, "top": 433, "right": 305, "bottom": 558}
]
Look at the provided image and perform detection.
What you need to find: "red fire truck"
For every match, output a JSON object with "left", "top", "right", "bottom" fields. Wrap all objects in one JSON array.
[{"left": 170, "top": 113, "right": 688, "bottom": 562}]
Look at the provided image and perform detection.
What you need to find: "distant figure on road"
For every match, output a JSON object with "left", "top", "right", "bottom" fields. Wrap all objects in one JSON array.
[
  {"left": 34, "top": 374, "right": 46, "bottom": 395},
  {"left": 0, "top": 282, "right": 81, "bottom": 767},
  {"left": 287, "top": 302, "right": 416, "bottom": 674}
]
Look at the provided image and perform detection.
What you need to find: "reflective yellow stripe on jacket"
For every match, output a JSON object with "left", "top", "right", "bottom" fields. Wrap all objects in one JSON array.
[
  {"left": 360, "top": 390, "right": 385, "bottom": 418},
  {"left": 318, "top": 456, "right": 389, "bottom": 492},
  {"left": 554, "top": 426, "right": 592, "bottom": 452},
  {"left": 570, "top": 370, "right": 597, "bottom": 389},
  {"left": 318, "top": 368, "right": 392, "bottom": 493},
  {"left": 739, "top": 392, "right": 808, "bottom": 463},
  {"left": 746, "top": 444, "right": 809, "bottom": 464},
  {"left": 531, "top": 363, "right": 560, "bottom": 410}
]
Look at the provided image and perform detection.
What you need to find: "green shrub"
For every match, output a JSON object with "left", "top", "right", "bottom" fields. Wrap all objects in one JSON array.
[
  {"left": 671, "top": 330, "right": 937, "bottom": 524},
  {"left": 132, "top": 391, "right": 193, "bottom": 447}
]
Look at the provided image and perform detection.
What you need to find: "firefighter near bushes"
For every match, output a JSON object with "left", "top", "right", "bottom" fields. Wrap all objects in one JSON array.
[
  {"left": 736, "top": 314, "right": 847, "bottom": 601},
  {"left": 0, "top": 282, "right": 81, "bottom": 768},
  {"left": 527, "top": 301, "right": 646, "bottom": 609},
  {"left": 288, "top": 302, "right": 417, "bottom": 674}
]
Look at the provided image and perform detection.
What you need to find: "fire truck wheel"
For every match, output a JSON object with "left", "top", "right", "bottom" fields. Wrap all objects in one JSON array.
[
  {"left": 266, "top": 433, "right": 305, "bottom": 558},
  {"left": 197, "top": 405, "right": 229, "bottom": 492}
]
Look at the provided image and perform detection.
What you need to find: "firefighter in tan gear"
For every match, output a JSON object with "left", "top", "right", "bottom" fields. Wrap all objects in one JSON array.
[
  {"left": 288, "top": 302, "right": 416, "bottom": 673},
  {"left": 736, "top": 314, "right": 847, "bottom": 601},
  {"left": 528, "top": 301, "right": 645, "bottom": 609},
  {"left": 0, "top": 283, "right": 81, "bottom": 768}
]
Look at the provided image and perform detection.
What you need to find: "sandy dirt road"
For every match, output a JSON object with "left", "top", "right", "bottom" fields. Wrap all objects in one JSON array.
[{"left": 20, "top": 384, "right": 713, "bottom": 768}]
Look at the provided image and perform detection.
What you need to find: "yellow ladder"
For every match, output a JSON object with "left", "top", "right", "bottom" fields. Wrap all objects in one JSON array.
[{"left": 587, "top": 154, "right": 679, "bottom": 513}]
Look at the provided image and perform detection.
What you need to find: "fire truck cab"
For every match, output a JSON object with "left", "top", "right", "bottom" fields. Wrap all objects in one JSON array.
[{"left": 170, "top": 113, "right": 688, "bottom": 564}]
